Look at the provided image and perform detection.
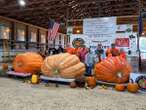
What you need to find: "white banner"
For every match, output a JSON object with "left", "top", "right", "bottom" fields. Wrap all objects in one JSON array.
[
  {"left": 83, "top": 17, "right": 116, "bottom": 35},
  {"left": 83, "top": 17, "right": 117, "bottom": 48}
]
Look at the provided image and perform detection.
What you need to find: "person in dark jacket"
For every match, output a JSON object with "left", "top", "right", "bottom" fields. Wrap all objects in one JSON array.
[
  {"left": 57, "top": 45, "right": 64, "bottom": 53},
  {"left": 106, "top": 43, "right": 120, "bottom": 57},
  {"left": 48, "top": 46, "right": 58, "bottom": 55}
]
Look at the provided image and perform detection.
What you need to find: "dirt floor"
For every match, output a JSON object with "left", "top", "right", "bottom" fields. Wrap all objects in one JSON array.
[{"left": 0, "top": 77, "right": 146, "bottom": 110}]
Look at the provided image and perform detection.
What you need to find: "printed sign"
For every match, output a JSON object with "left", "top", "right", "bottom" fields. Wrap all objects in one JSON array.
[
  {"left": 83, "top": 17, "right": 117, "bottom": 48},
  {"left": 115, "top": 38, "right": 129, "bottom": 47},
  {"left": 70, "top": 34, "right": 90, "bottom": 48},
  {"left": 83, "top": 17, "right": 117, "bottom": 35},
  {"left": 116, "top": 33, "right": 137, "bottom": 53}
]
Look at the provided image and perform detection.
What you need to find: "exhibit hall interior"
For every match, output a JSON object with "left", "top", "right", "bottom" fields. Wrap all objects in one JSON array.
[{"left": 0, "top": 0, "right": 146, "bottom": 110}]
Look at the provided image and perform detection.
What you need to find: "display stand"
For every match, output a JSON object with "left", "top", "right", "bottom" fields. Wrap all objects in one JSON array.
[
  {"left": 6, "top": 71, "right": 31, "bottom": 80},
  {"left": 96, "top": 80, "right": 128, "bottom": 87},
  {"left": 40, "top": 75, "right": 75, "bottom": 86}
]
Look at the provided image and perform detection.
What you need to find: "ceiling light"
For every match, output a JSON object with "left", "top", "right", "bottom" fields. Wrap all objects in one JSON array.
[
  {"left": 18, "top": 0, "right": 26, "bottom": 7},
  {"left": 76, "top": 29, "right": 80, "bottom": 34}
]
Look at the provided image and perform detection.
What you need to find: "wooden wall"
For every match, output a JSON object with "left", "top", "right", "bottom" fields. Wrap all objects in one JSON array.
[{"left": 0, "top": 16, "right": 67, "bottom": 62}]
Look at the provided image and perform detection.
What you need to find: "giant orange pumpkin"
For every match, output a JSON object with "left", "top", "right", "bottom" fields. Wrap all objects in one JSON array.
[
  {"left": 2, "top": 63, "right": 8, "bottom": 71},
  {"left": 41, "top": 53, "right": 86, "bottom": 78},
  {"left": 95, "top": 56, "right": 132, "bottom": 83},
  {"left": 13, "top": 52, "right": 43, "bottom": 74}
]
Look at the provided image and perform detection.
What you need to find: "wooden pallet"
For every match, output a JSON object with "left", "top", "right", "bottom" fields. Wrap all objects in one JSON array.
[
  {"left": 96, "top": 80, "right": 128, "bottom": 87},
  {"left": 6, "top": 71, "right": 31, "bottom": 80},
  {"left": 40, "top": 75, "right": 75, "bottom": 87}
]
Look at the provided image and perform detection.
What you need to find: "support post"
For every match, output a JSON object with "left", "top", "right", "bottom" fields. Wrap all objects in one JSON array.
[{"left": 138, "top": 0, "right": 144, "bottom": 72}]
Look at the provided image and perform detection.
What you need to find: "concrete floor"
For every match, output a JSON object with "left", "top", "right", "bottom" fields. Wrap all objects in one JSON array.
[{"left": 0, "top": 77, "right": 146, "bottom": 110}]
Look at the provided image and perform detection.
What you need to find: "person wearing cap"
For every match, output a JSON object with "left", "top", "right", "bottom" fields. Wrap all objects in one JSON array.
[
  {"left": 48, "top": 45, "right": 58, "bottom": 55},
  {"left": 85, "top": 48, "right": 95, "bottom": 76},
  {"left": 106, "top": 43, "right": 120, "bottom": 57},
  {"left": 95, "top": 44, "right": 105, "bottom": 62}
]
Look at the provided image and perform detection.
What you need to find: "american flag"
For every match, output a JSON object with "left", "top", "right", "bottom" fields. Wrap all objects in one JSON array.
[{"left": 48, "top": 20, "right": 60, "bottom": 41}]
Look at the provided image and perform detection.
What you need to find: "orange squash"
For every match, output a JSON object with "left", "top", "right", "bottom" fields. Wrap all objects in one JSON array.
[
  {"left": 70, "top": 81, "right": 77, "bottom": 88},
  {"left": 115, "top": 84, "right": 125, "bottom": 91},
  {"left": 13, "top": 52, "right": 43, "bottom": 74},
  {"left": 127, "top": 79, "right": 139, "bottom": 93},
  {"left": 95, "top": 56, "right": 132, "bottom": 83},
  {"left": 2, "top": 63, "right": 8, "bottom": 71},
  {"left": 41, "top": 53, "right": 85, "bottom": 78},
  {"left": 86, "top": 76, "right": 97, "bottom": 89}
]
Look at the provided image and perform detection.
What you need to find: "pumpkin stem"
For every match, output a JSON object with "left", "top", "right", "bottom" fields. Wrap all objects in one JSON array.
[
  {"left": 117, "top": 72, "right": 123, "bottom": 78},
  {"left": 53, "top": 68, "right": 60, "bottom": 76},
  {"left": 17, "top": 62, "right": 23, "bottom": 67}
]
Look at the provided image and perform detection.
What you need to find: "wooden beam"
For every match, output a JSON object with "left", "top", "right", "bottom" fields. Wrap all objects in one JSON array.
[{"left": 0, "top": 16, "right": 48, "bottom": 31}]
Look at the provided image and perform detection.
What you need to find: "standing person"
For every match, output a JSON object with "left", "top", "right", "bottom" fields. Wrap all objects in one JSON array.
[
  {"left": 75, "top": 47, "right": 82, "bottom": 57},
  {"left": 95, "top": 44, "right": 105, "bottom": 62},
  {"left": 48, "top": 45, "right": 57, "bottom": 55},
  {"left": 85, "top": 48, "right": 95, "bottom": 76},
  {"left": 106, "top": 43, "right": 120, "bottom": 57},
  {"left": 57, "top": 45, "right": 64, "bottom": 54},
  {"left": 79, "top": 47, "right": 88, "bottom": 62}
]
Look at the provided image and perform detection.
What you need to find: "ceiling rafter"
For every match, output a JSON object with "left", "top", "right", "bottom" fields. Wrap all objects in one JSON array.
[{"left": 0, "top": 0, "right": 144, "bottom": 29}]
